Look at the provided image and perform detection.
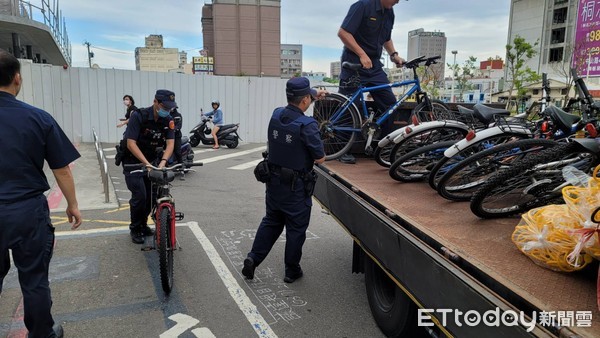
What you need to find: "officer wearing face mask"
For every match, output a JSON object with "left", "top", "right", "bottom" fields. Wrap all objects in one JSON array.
[{"left": 122, "top": 89, "right": 176, "bottom": 244}]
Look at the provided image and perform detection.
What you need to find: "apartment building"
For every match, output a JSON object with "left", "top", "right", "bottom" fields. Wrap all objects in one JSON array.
[
  {"left": 507, "top": 0, "right": 593, "bottom": 81},
  {"left": 281, "top": 44, "right": 302, "bottom": 79},
  {"left": 135, "top": 35, "right": 180, "bottom": 72},
  {"left": 406, "top": 28, "right": 447, "bottom": 83},
  {"left": 202, "top": 0, "right": 281, "bottom": 76}
]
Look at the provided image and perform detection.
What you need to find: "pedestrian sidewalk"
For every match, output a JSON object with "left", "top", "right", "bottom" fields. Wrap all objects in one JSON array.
[{"left": 44, "top": 143, "right": 119, "bottom": 212}]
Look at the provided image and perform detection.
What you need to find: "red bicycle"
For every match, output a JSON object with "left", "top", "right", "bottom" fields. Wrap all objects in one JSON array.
[{"left": 127, "top": 162, "right": 202, "bottom": 294}]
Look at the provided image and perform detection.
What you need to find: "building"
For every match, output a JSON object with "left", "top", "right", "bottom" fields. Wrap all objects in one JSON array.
[
  {"left": 0, "top": 0, "right": 71, "bottom": 65},
  {"left": 201, "top": 0, "right": 281, "bottom": 77},
  {"left": 135, "top": 35, "right": 180, "bottom": 72},
  {"left": 406, "top": 28, "right": 447, "bottom": 83},
  {"left": 281, "top": 44, "right": 302, "bottom": 78},
  {"left": 330, "top": 61, "right": 341, "bottom": 80},
  {"left": 302, "top": 71, "right": 326, "bottom": 82},
  {"left": 179, "top": 51, "right": 188, "bottom": 68},
  {"left": 507, "top": 0, "right": 591, "bottom": 82}
]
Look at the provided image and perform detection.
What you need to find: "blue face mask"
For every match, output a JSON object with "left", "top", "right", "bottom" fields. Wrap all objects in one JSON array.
[{"left": 157, "top": 108, "right": 170, "bottom": 118}]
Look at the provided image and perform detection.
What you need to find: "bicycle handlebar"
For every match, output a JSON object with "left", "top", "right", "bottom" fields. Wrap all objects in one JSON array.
[{"left": 124, "top": 162, "right": 203, "bottom": 173}]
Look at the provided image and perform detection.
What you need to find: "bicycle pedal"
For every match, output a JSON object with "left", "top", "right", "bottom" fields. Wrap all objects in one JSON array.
[
  {"left": 141, "top": 235, "right": 155, "bottom": 251},
  {"left": 175, "top": 212, "right": 184, "bottom": 221}
]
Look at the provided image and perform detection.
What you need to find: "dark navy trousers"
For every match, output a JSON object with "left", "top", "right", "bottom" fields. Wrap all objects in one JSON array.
[
  {"left": 339, "top": 66, "right": 397, "bottom": 114},
  {"left": 124, "top": 171, "right": 152, "bottom": 231},
  {"left": 248, "top": 176, "right": 311, "bottom": 277},
  {"left": 0, "top": 195, "right": 56, "bottom": 338}
]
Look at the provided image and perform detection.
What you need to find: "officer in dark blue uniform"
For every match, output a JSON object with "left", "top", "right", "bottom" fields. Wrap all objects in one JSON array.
[
  {"left": 338, "top": 0, "right": 405, "bottom": 111},
  {"left": 122, "top": 89, "right": 175, "bottom": 244},
  {"left": 242, "top": 77, "right": 326, "bottom": 283},
  {"left": 0, "top": 49, "right": 81, "bottom": 338},
  {"left": 338, "top": 0, "right": 405, "bottom": 162}
]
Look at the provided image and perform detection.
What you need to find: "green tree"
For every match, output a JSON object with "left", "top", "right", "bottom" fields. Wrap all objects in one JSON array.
[
  {"left": 505, "top": 35, "right": 541, "bottom": 110},
  {"left": 447, "top": 56, "right": 477, "bottom": 102}
]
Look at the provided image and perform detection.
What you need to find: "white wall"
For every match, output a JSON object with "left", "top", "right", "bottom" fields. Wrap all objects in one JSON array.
[{"left": 16, "top": 60, "right": 290, "bottom": 144}]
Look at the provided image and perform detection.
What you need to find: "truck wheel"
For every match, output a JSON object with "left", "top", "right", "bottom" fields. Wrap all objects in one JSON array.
[{"left": 365, "top": 256, "right": 418, "bottom": 337}]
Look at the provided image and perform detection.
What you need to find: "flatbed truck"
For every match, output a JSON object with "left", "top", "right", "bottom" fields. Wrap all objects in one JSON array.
[{"left": 313, "top": 160, "right": 598, "bottom": 338}]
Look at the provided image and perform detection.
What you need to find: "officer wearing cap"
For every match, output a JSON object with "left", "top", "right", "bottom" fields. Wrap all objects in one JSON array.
[
  {"left": 0, "top": 49, "right": 81, "bottom": 338},
  {"left": 242, "top": 77, "right": 327, "bottom": 283},
  {"left": 122, "top": 89, "right": 175, "bottom": 244}
]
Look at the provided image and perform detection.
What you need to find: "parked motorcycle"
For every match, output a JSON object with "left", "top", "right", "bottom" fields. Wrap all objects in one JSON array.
[
  {"left": 189, "top": 114, "right": 241, "bottom": 148},
  {"left": 168, "top": 135, "right": 195, "bottom": 167}
]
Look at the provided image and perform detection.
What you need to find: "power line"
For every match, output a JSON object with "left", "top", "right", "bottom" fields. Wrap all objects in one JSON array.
[{"left": 90, "top": 45, "right": 134, "bottom": 54}]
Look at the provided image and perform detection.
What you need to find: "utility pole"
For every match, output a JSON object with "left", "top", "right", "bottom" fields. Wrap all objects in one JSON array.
[
  {"left": 83, "top": 41, "right": 93, "bottom": 68},
  {"left": 450, "top": 50, "right": 458, "bottom": 103}
]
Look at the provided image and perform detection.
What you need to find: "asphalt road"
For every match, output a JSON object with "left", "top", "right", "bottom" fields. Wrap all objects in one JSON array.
[{"left": 0, "top": 143, "right": 385, "bottom": 338}]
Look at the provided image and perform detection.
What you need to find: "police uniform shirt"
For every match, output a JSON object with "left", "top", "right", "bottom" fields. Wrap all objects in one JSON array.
[
  {"left": 124, "top": 107, "right": 175, "bottom": 162},
  {"left": 170, "top": 109, "right": 183, "bottom": 137},
  {"left": 341, "top": 0, "right": 395, "bottom": 66},
  {"left": 0, "top": 91, "right": 80, "bottom": 203},
  {"left": 277, "top": 105, "right": 325, "bottom": 169}
]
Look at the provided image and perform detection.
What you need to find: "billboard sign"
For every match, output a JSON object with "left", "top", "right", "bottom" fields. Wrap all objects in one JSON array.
[{"left": 576, "top": 0, "right": 600, "bottom": 76}]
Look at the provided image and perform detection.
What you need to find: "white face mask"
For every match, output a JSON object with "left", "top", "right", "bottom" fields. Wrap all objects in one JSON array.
[{"left": 123, "top": 100, "right": 130, "bottom": 106}]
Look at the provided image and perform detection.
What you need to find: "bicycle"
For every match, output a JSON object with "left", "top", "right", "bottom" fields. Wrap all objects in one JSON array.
[
  {"left": 126, "top": 162, "right": 203, "bottom": 294},
  {"left": 312, "top": 55, "right": 449, "bottom": 160}
]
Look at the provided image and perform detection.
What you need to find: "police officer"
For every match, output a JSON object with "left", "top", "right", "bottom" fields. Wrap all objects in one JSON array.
[
  {"left": 337, "top": 0, "right": 405, "bottom": 162},
  {"left": 242, "top": 77, "right": 326, "bottom": 283},
  {"left": 122, "top": 89, "right": 176, "bottom": 244},
  {"left": 0, "top": 49, "right": 82, "bottom": 338}
]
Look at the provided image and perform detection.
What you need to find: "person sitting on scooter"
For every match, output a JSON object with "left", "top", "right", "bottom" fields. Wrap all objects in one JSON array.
[{"left": 203, "top": 100, "right": 224, "bottom": 149}]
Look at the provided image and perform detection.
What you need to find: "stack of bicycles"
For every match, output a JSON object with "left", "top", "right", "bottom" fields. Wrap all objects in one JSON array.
[{"left": 315, "top": 65, "right": 600, "bottom": 220}]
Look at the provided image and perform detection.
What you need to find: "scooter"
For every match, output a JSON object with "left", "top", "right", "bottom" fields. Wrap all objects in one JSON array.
[
  {"left": 167, "top": 135, "right": 195, "bottom": 167},
  {"left": 189, "top": 112, "right": 241, "bottom": 148}
]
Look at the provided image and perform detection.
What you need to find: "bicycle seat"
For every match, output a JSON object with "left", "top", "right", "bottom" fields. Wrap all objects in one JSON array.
[
  {"left": 342, "top": 62, "right": 362, "bottom": 71},
  {"left": 148, "top": 170, "right": 176, "bottom": 184},
  {"left": 456, "top": 105, "right": 474, "bottom": 114},
  {"left": 544, "top": 105, "right": 581, "bottom": 135},
  {"left": 472, "top": 104, "right": 510, "bottom": 125}
]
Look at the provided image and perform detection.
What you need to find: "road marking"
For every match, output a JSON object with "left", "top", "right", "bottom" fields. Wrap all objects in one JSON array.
[
  {"left": 187, "top": 221, "right": 276, "bottom": 338},
  {"left": 228, "top": 159, "right": 262, "bottom": 170},
  {"left": 103, "top": 147, "right": 116, "bottom": 152},
  {"left": 160, "top": 313, "right": 199, "bottom": 338},
  {"left": 194, "top": 146, "right": 266, "bottom": 165},
  {"left": 51, "top": 222, "right": 276, "bottom": 337}
]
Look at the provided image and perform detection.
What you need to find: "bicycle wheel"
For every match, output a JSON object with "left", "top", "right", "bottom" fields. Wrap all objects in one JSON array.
[
  {"left": 374, "top": 143, "right": 394, "bottom": 167},
  {"left": 389, "top": 126, "right": 468, "bottom": 164},
  {"left": 428, "top": 133, "right": 530, "bottom": 190},
  {"left": 312, "top": 93, "right": 361, "bottom": 160},
  {"left": 437, "top": 139, "right": 558, "bottom": 201},
  {"left": 158, "top": 207, "right": 174, "bottom": 294},
  {"left": 411, "top": 99, "right": 450, "bottom": 122},
  {"left": 470, "top": 142, "right": 600, "bottom": 219},
  {"left": 389, "top": 140, "right": 457, "bottom": 182}
]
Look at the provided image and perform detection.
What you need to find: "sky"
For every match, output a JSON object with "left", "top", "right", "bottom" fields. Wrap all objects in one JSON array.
[{"left": 58, "top": 0, "right": 511, "bottom": 75}]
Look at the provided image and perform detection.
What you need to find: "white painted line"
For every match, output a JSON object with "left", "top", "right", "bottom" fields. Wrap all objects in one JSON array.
[
  {"left": 103, "top": 147, "right": 116, "bottom": 152},
  {"left": 191, "top": 148, "right": 215, "bottom": 154},
  {"left": 160, "top": 313, "right": 199, "bottom": 338},
  {"left": 194, "top": 146, "right": 266, "bottom": 165},
  {"left": 228, "top": 159, "right": 262, "bottom": 170},
  {"left": 187, "top": 221, "right": 276, "bottom": 338},
  {"left": 106, "top": 155, "right": 115, "bottom": 159},
  {"left": 55, "top": 225, "right": 130, "bottom": 237}
]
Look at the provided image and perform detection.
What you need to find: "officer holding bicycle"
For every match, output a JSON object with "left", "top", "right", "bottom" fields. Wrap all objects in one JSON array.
[
  {"left": 242, "top": 77, "right": 326, "bottom": 283},
  {"left": 122, "top": 89, "right": 175, "bottom": 244},
  {"left": 337, "top": 0, "right": 405, "bottom": 163}
]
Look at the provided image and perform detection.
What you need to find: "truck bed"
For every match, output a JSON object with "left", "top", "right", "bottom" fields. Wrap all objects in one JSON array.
[{"left": 319, "top": 159, "right": 598, "bottom": 337}]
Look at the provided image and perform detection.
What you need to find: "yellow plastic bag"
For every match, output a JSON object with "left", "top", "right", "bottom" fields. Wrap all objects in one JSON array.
[{"left": 512, "top": 205, "right": 592, "bottom": 272}]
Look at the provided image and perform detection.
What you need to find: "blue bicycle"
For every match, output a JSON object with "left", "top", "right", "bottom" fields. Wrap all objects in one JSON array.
[{"left": 312, "top": 55, "right": 448, "bottom": 160}]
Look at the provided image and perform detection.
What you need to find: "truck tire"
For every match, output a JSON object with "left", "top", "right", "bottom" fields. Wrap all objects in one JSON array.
[{"left": 365, "top": 256, "right": 418, "bottom": 337}]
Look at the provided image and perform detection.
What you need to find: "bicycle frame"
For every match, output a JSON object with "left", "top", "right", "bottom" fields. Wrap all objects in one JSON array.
[
  {"left": 153, "top": 192, "right": 177, "bottom": 249},
  {"left": 329, "top": 78, "right": 422, "bottom": 132}
]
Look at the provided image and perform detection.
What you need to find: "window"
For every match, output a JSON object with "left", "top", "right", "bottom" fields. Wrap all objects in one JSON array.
[
  {"left": 553, "top": 7, "right": 567, "bottom": 24},
  {"left": 551, "top": 28, "right": 566, "bottom": 44},
  {"left": 532, "top": 89, "right": 539, "bottom": 95},
  {"left": 549, "top": 47, "right": 563, "bottom": 62}
]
